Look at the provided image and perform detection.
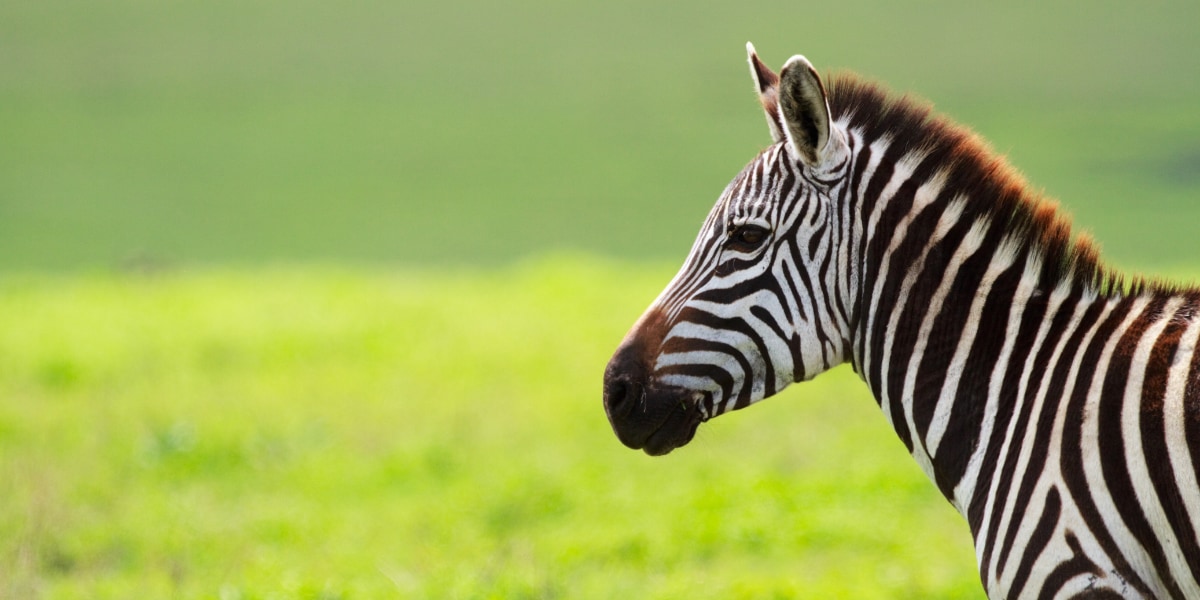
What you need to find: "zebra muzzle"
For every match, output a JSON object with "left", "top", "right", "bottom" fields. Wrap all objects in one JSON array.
[{"left": 603, "top": 316, "right": 702, "bottom": 455}]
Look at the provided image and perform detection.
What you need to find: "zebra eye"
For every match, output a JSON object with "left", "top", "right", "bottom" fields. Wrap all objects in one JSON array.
[{"left": 728, "top": 224, "right": 770, "bottom": 250}]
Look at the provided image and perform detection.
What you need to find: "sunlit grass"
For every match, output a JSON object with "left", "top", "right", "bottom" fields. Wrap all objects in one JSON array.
[{"left": 0, "top": 258, "right": 982, "bottom": 598}]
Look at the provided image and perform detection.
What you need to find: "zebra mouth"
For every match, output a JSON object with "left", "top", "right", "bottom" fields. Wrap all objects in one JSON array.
[
  {"left": 602, "top": 321, "right": 706, "bottom": 456},
  {"left": 603, "top": 375, "right": 705, "bottom": 456},
  {"left": 641, "top": 399, "right": 704, "bottom": 456}
]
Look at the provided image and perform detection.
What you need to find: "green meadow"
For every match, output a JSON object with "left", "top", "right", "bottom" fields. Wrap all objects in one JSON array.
[
  {"left": 2, "top": 0, "right": 1200, "bottom": 597},
  {"left": 1, "top": 261, "right": 981, "bottom": 598}
]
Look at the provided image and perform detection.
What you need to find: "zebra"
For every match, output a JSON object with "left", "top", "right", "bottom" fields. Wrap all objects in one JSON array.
[{"left": 601, "top": 43, "right": 1200, "bottom": 599}]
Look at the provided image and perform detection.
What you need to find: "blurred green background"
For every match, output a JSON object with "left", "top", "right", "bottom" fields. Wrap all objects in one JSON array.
[
  {"left": 3, "top": 1, "right": 1200, "bottom": 598},
  {"left": 3, "top": 0, "right": 1199, "bottom": 271}
]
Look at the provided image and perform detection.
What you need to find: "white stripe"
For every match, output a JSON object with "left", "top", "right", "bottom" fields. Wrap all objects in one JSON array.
[{"left": 657, "top": 373, "right": 725, "bottom": 398}]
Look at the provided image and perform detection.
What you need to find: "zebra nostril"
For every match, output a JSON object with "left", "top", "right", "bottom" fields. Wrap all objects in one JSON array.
[
  {"left": 602, "top": 312, "right": 665, "bottom": 438},
  {"left": 604, "top": 378, "right": 641, "bottom": 418}
]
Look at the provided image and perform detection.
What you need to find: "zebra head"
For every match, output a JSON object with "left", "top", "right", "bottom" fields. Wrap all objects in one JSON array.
[{"left": 603, "top": 44, "right": 853, "bottom": 455}]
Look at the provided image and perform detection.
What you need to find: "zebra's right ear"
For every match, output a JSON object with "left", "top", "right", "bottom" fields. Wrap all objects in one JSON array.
[
  {"left": 746, "top": 42, "right": 784, "bottom": 144},
  {"left": 777, "top": 54, "right": 845, "bottom": 168}
]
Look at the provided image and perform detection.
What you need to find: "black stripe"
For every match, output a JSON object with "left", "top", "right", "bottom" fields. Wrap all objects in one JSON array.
[{"left": 1008, "top": 486, "right": 1063, "bottom": 598}]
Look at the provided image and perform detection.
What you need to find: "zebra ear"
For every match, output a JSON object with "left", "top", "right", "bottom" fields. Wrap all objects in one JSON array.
[
  {"left": 778, "top": 55, "right": 838, "bottom": 167},
  {"left": 746, "top": 42, "right": 784, "bottom": 144}
]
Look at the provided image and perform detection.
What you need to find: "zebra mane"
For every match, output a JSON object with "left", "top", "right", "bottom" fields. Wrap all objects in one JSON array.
[{"left": 824, "top": 73, "right": 1160, "bottom": 297}]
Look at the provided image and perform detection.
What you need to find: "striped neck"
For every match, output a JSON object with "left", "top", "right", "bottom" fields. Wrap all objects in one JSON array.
[{"left": 825, "top": 74, "right": 1144, "bottom": 517}]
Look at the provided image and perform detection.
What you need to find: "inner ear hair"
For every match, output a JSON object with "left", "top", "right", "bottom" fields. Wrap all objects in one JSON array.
[{"left": 778, "top": 56, "right": 831, "bottom": 166}]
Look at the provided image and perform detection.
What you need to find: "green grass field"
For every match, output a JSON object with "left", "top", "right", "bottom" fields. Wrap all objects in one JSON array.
[
  {"left": 2, "top": 260, "right": 980, "bottom": 598},
  {"left": 4, "top": 0, "right": 1200, "bottom": 597}
]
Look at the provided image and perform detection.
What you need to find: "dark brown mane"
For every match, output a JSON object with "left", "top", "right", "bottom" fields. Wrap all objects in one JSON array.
[{"left": 824, "top": 72, "right": 1161, "bottom": 297}]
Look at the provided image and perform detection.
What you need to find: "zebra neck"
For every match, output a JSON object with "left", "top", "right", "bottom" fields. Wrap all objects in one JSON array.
[
  {"left": 828, "top": 79, "right": 1173, "bottom": 532},
  {"left": 853, "top": 205, "right": 1127, "bottom": 520}
]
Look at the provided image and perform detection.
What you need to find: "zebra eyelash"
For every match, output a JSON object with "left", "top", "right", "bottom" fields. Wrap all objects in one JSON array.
[{"left": 724, "top": 222, "right": 772, "bottom": 252}]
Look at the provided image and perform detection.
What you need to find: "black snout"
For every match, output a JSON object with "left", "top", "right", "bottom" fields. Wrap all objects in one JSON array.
[
  {"left": 602, "top": 309, "right": 701, "bottom": 456},
  {"left": 602, "top": 339, "right": 655, "bottom": 447}
]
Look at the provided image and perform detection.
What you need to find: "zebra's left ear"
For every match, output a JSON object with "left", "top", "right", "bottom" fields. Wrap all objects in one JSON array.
[
  {"left": 746, "top": 42, "right": 784, "bottom": 144},
  {"left": 778, "top": 55, "right": 846, "bottom": 168}
]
